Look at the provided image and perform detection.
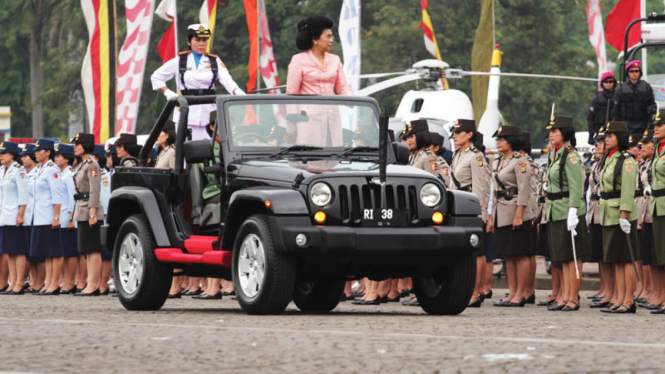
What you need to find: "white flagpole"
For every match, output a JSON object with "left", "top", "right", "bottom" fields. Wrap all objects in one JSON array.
[
  {"left": 173, "top": 0, "right": 178, "bottom": 57},
  {"left": 642, "top": 0, "right": 647, "bottom": 80}
]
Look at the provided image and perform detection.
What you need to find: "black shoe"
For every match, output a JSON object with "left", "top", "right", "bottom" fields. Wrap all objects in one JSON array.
[
  {"left": 167, "top": 292, "right": 182, "bottom": 299},
  {"left": 356, "top": 297, "right": 381, "bottom": 305},
  {"left": 193, "top": 292, "right": 222, "bottom": 300},
  {"left": 22, "top": 282, "right": 30, "bottom": 291},
  {"left": 399, "top": 289, "right": 410, "bottom": 298},
  {"left": 650, "top": 305, "right": 665, "bottom": 314},
  {"left": 590, "top": 301, "right": 610, "bottom": 308},
  {"left": 611, "top": 304, "right": 636, "bottom": 314},
  {"left": 482, "top": 290, "right": 493, "bottom": 299},
  {"left": 221, "top": 291, "right": 236, "bottom": 297},
  {"left": 0, "top": 285, "right": 8, "bottom": 294},
  {"left": 8, "top": 289, "right": 25, "bottom": 295},
  {"left": 494, "top": 299, "right": 523, "bottom": 307},
  {"left": 37, "top": 287, "right": 60, "bottom": 296},
  {"left": 548, "top": 302, "right": 567, "bottom": 311},
  {"left": 642, "top": 303, "right": 662, "bottom": 310},
  {"left": 538, "top": 299, "right": 556, "bottom": 307},
  {"left": 60, "top": 287, "right": 76, "bottom": 295},
  {"left": 100, "top": 289, "right": 110, "bottom": 296},
  {"left": 507, "top": 298, "right": 526, "bottom": 307},
  {"left": 562, "top": 302, "right": 580, "bottom": 311},
  {"left": 74, "top": 289, "right": 100, "bottom": 296},
  {"left": 184, "top": 288, "right": 202, "bottom": 296},
  {"left": 587, "top": 294, "right": 602, "bottom": 300},
  {"left": 600, "top": 304, "right": 619, "bottom": 313},
  {"left": 525, "top": 293, "right": 536, "bottom": 304},
  {"left": 635, "top": 297, "right": 649, "bottom": 303},
  {"left": 468, "top": 297, "right": 484, "bottom": 308},
  {"left": 353, "top": 291, "right": 365, "bottom": 299},
  {"left": 387, "top": 295, "right": 401, "bottom": 302},
  {"left": 401, "top": 297, "right": 419, "bottom": 306}
]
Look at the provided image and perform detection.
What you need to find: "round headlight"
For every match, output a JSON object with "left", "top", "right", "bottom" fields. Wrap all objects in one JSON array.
[
  {"left": 310, "top": 182, "right": 333, "bottom": 207},
  {"left": 420, "top": 183, "right": 442, "bottom": 207}
]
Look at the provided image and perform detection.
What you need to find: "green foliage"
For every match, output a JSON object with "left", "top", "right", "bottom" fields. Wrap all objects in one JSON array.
[{"left": 2, "top": 0, "right": 665, "bottom": 147}]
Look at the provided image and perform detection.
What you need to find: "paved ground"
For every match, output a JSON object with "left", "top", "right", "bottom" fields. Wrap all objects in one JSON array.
[{"left": 1, "top": 288, "right": 664, "bottom": 374}]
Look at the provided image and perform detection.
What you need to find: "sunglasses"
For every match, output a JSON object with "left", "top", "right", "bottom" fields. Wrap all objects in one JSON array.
[
  {"left": 602, "top": 80, "right": 615, "bottom": 84},
  {"left": 628, "top": 69, "right": 640, "bottom": 73}
]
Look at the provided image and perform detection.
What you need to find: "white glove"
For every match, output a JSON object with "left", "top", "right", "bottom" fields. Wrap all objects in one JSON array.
[
  {"left": 619, "top": 218, "right": 631, "bottom": 234},
  {"left": 163, "top": 89, "right": 179, "bottom": 101},
  {"left": 233, "top": 87, "right": 245, "bottom": 95},
  {"left": 645, "top": 185, "right": 653, "bottom": 198},
  {"left": 566, "top": 207, "right": 579, "bottom": 234}
]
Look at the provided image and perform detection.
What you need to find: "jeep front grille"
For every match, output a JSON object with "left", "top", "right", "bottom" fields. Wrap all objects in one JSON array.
[{"left": 337, "top": 184, "right": 418, "bottom": 225}]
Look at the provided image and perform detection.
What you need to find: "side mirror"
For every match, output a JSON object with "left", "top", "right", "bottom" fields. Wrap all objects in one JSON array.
[
  {"left": 183, "top": 139, "right": 214, "bottom": 164},
  {"left": 391, "top": 142, "right": 410, "bottom": 165}
]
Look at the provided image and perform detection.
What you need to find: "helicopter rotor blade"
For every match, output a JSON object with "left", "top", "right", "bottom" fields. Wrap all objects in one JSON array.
[
  {"left": 355, "top": 71, "right": 409, "bottom": 79},
  {"left": 356, "top": 73, "right": 422, "bottom": 96},
  {"left": 447, "top": 69, "right": 598, "bottom": 83}
]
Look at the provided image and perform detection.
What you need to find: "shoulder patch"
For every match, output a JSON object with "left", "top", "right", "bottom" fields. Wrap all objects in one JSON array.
[
  {"left": 475, "top": 155, "right": 484, "bottom": 167},
  {"left": 205, "top": 52, "right": 218, "bottom": 59},
  {"left": 178, "top": 50, "right": 191, "bottom": 56},
  {"left": 570, "top": 156, "right": 579, "bottom": 164},
  {"left": 626, "top": 164, "right": 634, "bottom": 172},
  {"left": 520, "top": 162, "right": 527, "bottom": 173}
]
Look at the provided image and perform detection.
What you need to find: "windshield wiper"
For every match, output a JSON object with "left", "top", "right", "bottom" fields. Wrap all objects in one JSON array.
[
  {"left": 269, "top": 145, "right": 323, "bottom": 158},
  {"left": 339, "top": 146, "right": 379, "bottom": 158}
]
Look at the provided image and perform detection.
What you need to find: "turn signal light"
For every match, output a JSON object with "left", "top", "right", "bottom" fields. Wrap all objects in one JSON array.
[
  {"left": 265, "top": 200, "right": 272, "bottom": 209},
  {"left": 314, "top": 211, "right": 327, "bottom": 224},
  {"left": 432, "top": 211, "right": 444, "bottom": 224}
]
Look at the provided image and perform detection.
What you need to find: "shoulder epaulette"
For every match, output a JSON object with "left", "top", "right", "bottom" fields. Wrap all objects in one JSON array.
[
  {"left": 178, "top": 50, "right": 191, "bottom": 56},
  {"left": 46, "top": 161, "right": 54, "bottom": 167},
  {"left": 101, "top": 169, "right": 107, "bottom": 175},
  {"left": 512, "top": 152, "right": 521, "bottom": 158},
  {"left": 470, "top": 146, "right": 480, "bottom": 153},
  {"left": 205, "top": 52, "right": 218, "bottom": 59},
  {"left": 564, "top": 145, "right": 574, "bottom": 152},
  {"left": 13, "top": 162, "right": 20, "bottom": 168}
]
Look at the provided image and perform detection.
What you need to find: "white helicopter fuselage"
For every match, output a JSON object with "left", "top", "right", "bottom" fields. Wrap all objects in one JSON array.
[{"left": 394, "top": 89, "right": 474, "bottom": 128}]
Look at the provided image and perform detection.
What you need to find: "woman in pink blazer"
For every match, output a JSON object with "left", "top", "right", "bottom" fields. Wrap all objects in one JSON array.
[{"left": 286, "top": 16, "right": 352, "bottom": 147}]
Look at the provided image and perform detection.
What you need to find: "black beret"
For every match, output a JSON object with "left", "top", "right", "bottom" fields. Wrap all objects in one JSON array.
[
  {"left": 451, "top": 119, "right": 476, "bottom": 133},
  {"left": 403, "top": 119, "right": 429, "bottom": 137},
  {"left": 71, "top": 133, "right": 95, "bottom": 144},
  {"left": 492, "top": 125, "right": 522, "bottom": 138},
  {"left": 114, "top": 133, "right": 138, "bottom": 146}
]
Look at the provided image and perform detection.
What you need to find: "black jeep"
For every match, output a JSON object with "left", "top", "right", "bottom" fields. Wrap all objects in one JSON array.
[{"left": 103, "top": 95, "right": 483, "bottom": 315}]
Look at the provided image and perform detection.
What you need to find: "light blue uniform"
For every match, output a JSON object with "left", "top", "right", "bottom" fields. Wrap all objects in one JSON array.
[
  {"left": 59, "top": 166, "right": 76, "bottom": 228},
  {"left": 100, "top": 169, "right": 112, "bottom": 218},
  {"left": 23, "top": 167, "right": 39, "bottom": 227},
  {"left": 31, "top": 160, "right": 65, "bottom": 226},
  {"left": 0, "top": 162, "right": 29, "bottom": 226}
]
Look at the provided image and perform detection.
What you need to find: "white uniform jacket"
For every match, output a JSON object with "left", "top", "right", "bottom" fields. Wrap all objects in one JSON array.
[
  {"left": 0, "top": 162, "right": 28, "bottom": 226},
  {"left": 31, "top": 161, "right": 65, "bottom": 226}
]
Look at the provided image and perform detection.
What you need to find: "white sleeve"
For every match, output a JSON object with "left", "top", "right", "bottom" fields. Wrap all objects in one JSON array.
[
  {"left": 487, "top": 179, "right": 494, "bottom": 213},
  {"left": 216, "top": 57, "right": 241, "bottom": 94},
  {"left": 151, "top": 57, "right": 180, "bottom": 91}
]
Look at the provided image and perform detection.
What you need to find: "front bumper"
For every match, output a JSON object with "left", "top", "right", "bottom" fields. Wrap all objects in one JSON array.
[{"left": 272, "top": 216, "right": 483, "bottom": 255}]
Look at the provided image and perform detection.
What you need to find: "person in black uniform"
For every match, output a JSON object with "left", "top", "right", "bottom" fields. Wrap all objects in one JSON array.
[
  {"left": 612, "top": 61, "right": 657, "bottom": 135},
  {"left": 588, "top": 72, "right": 617, "bottom": 144}
]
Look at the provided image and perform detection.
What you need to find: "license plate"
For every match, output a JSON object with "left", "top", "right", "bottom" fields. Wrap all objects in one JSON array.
[{"left": 362, "top": 208, "right": 408, "bottom": 227}]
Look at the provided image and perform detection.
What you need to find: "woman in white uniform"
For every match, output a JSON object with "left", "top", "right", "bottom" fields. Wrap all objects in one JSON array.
[
  {"left": 151, "top": 24, "right": 244, "bottom": 140},
  {"left": 20, "top": 144, "right": 44, "bottom": 293}
]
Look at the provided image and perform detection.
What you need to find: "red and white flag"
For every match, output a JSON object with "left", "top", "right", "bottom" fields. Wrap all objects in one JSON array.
[
  {"left": 586, "top": 0, "right": 607, "bottom": 83},
  {"left": 199, "top": 0, "right": 217, "bottom": 52},
  {"left": 115, "top": 0, "right": 155, "bottom": 135},
  {"left": 244, "top": 0, "right": 281, "bottom": 93},
  {"left": 155, "top": 0, "right": 177, "bottom": 64},
  {"left": 605, "top": 0, "right": 641, "bottom": 53}
]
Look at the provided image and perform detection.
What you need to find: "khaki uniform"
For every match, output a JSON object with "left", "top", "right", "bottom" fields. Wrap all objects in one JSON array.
[
  {"left": 409, "top": 149, "right": 441, "bottom": 178},
  {"left": 526, "top": 155, "right": 540, "bottom": 219},
  {"left": 600, "top": 151, "right": 638, "bottom": 225},
  {"left": 437, "top": 156, "right": 451, "bottom": 187},
  {"left": 650, "top": 142, "right": 665, "bottom": 265},
  {"left": 72, "top": 156, "right": 105, "bottom": 222},
  {"left": 122, "top": 159, "right": 138, "bottom": 167},
  {"left": 491, "top": 152, "right": 534, "bottom": 227},
  {"left": 155, "top": 145, "right": 176, "bottom": 169},
  {"left": 450, "top": 146, "right": 491, "bottom": 221},
  {"left": 586, "top": 159, "right": 602, "bottom": 225},
  {"left": 545, "top": 142, "right": 586, "bottom": 222}
]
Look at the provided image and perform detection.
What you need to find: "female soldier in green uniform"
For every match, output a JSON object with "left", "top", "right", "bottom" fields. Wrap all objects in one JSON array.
[
  {"left": 545, "top": 115, "right": 590, "bottom": 311},
  {"left": 599, "top": 121, "right": 640, "bottom": 314},
  {"left": 648, "top": 115, "right": 665, "bottom": 314}
]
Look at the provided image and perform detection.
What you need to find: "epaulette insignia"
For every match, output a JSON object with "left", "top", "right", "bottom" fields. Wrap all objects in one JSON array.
[
  {"left": 565, "top": 145, "right": 574, "bottom": 152},
  {"left": 513, "top": 152, "right": 521, "bottom": 158},
  {"left": 205, "top": 52, "right": 218, "bottom": 59},
  {"left": 178, "top": 50, "right": 191, "bottom": 56}
]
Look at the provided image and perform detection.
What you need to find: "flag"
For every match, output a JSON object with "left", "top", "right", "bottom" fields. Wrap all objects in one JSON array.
[
  {"left": 339, "top": 0, "right": 361, "bottom": 93},
  {"left": 115, "top": 0, "right": 155, "bottom": 136},
  {"left": 471, "top": 0, "right": 493, "bottom": 122},
  {"left": 156, "top": 0, "right": 177, "bottom": 64},
  {"left": 419, "top": 0, "right": 448, "bottom": 89},
  {"left": 605, "top": 0, "right": 641, "bottom": 53},
  {"left": 258, "top": 0, "right": 280, "bottom": 94},
  {"left": 199, "top": 0, "right": 217, "bottom": 52},
  {"left": 244, "top": 0, "right": 259, "bottom": 92},
  {"left": 586, "top": 0, "right": 608, "bottom": 84},
  {"left": 81, "top": 0, "right": 118, "bottom": 143}
]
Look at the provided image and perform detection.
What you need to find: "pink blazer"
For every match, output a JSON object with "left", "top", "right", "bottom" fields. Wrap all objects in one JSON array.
[{"left": 286, "top": 51, "right": 352, "bottom": 147}]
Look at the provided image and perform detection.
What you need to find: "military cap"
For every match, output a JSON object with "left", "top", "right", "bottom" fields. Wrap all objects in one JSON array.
[
  {"left": 629, "top": 133, "right": 641, "bottom": 148},
  {"left": 105, "top": 143, "right": 116, "bottom": 155},
  {"left": 430, "top": 132, "right": 444, "bottom": 148},
  {"left": 626, "top": 60, "right": 641, "bottom": 72},
  {"left": 114, "top": 133, "right": 138, "bottom": 147},
  {"left": 604, "top": 121, "right": 628, "bottom": 134},
  {"left": 402, "top": 119, "right": 429, "bottom": 137},
  {"left": 71, "top": 133, "right": 95, "bottom": 144},
  {"left": 19, "top": 144, "right": 36, "bottom": 156},
  {"left": 654, "top": 111, "right": 665, "bottom": 126},
  {"left": 451, "top": 119, "right": 476, "bottom": 133},
  {"left": 545, "top": 115, "right": 574, "bottom": 130},
  {"left": 492, "top": 125, "right": 522, "bottom": 138},
  {"left": 162, "top": 120, "right": 176, "bottom": 133},
  {"left": 594, "top": 125, "right": 606, "bottom": 142},
  {"left": 187, "top": 24, "right": 211, "bottom": 39},
  {"left": 0, "top": 141, "right": 20, "bottom": 154},
  {"left": 55, "top": 143, "right": 74, "bottom": 155},
  {"left": 639, "top": 130, "right": 654, "bottom": 145},
  {"left": 33, "top": 139, "right": 55, "bottom": 152},
  {"left": 93, "top": 145, "right": 106, "bottom": 156}
]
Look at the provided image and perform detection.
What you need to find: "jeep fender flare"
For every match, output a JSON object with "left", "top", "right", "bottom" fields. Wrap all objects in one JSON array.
[
  {"left": 446, "top": 190, "right": 482, "bottom": 217},
  {"left": 106, "top": 186, "right": 171, "bottom": 249},
  {"left": 222, "top": 187, "right": 309, "bottom": 250}
]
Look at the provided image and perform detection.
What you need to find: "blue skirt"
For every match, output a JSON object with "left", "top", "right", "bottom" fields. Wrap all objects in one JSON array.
[
  {"left": 30, "top": 225, "right": 63, "bottom": 258},
  {"left": 0, "top": 226, "right": 30, "bottom": 255},
  {"left": 60, "top": 228, "right": 79, "bottom": 257}
]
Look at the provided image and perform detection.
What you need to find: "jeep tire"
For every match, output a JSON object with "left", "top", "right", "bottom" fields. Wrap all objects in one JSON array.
[
  {"left": 113, "top": 214, "right": 172, "bottom": 311},
  {"left": 232, "top": 214, "right": 297, "bottom": 315},
  {"left": 293, "top": 280, "right": 345, "bottom": 312},
  {"left": 413, "top": 254, "right": 475, "bottom": 315}
]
